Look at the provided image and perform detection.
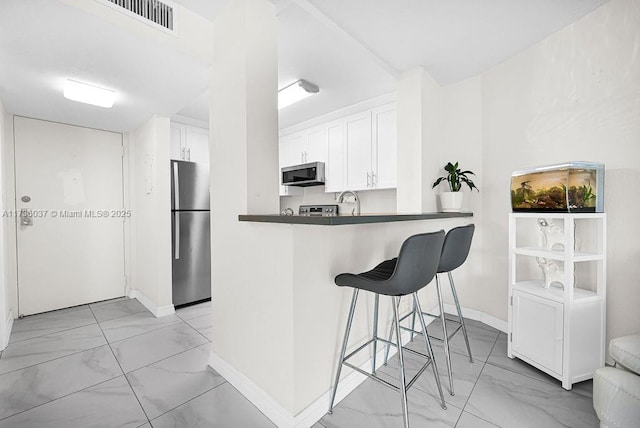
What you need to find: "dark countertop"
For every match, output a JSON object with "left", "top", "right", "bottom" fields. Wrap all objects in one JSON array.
[{"left": 238, "top": 212, "right": 473, "bottom": 225}]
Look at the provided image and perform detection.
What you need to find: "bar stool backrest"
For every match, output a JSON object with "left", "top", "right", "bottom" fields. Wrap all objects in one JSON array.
[
  {"left": 437, "top": 224, "right": 475, "bottom": 273},
  {"left": 390, "top": 230, "right": 445, "bottom": 296}
]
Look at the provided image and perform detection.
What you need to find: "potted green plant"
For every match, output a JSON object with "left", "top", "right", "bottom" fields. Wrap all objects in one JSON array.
[{"left": 432, "top": 161, "right": 478, "bottom": 212}]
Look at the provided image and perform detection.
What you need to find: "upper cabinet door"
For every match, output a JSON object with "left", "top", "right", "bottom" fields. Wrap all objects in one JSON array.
[
  {"left": 185, "top": 126, "right": 209, "bottom": 164},
  {"left": 279, "top": 133, "right": 305, "bottom": 167},
  {"left": 325, "top": 120, "right": 344, "bottom": 193},
  {"left": 372, "top": 105, "right": 397, "bottom": 189},
  {"left": 344, "top": 111, "right": 372, "bottom": 191},
  {"left": 171, "top": 122, "right": 209, "bottom": 163},
  {"left": 305, "top": 126, "right": 327, "bottom": 163},
  {"left": 170, "top": 123, "right": 186, "bottom": 161}
]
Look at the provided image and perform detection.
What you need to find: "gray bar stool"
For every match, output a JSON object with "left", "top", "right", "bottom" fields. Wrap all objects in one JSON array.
[
  {"left": 385, "top": 224, "right": 475, "bottom": 396},
  {"left": 328, "top": 231, "right": 447, "bottom": 428},
  {"left": 412, "top": 224, "right": 476, "bottom": 395}
]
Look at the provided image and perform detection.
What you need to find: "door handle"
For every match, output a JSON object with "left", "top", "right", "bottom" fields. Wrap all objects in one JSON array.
[
  {"left": 174, "top": 212, "right": 180, "bottom": 260},
  {"left": 187, "top": 148, "right": 191, "bottom": 161},
  {"left": 173, "top": 162, "right": 180, "bottom": 210},
  {"left": 20, "top": 209, "right": 33, "bottom": 226}
]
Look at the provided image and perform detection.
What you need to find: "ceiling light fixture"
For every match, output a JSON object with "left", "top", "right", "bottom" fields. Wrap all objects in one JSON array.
[
  {"left": 278, "top": 79, "right": 319, "bottom": 110},
  {"left": 63, "top": 79, "right": 116, "bottom": 108}
]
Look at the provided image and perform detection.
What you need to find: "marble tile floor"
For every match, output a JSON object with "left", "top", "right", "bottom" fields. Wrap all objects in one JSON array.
[
  {"left": 0, "top": 298, "right": 274, "bottom": 428},
  {"left": 316, "top": 316, "right": 599, "bottom": 428},
  {"left": 0, "top": 300, "right": 599, "bottom": 427}
]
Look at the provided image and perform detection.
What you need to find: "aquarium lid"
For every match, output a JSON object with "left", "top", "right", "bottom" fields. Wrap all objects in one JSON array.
[{"left": 511, "top": 161, "right": 604, "bottom": 177}]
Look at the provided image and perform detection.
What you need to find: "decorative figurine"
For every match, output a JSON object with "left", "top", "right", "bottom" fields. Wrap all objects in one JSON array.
[
  {"left": 536, "top": 257, "right": 565, "bottom": 289},
  {"left": 536, "top": 218, "right": 565, "bottom": 288},
  {"left": 537, "top": 218, "right": 565, "bottom": 251}
]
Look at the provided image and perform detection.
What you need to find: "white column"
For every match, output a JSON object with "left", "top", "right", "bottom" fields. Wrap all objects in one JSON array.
[
  {"left": 209, "top": 0, "right": 293, "bottom": 418},
  {"left": 396, "top": 67, "right": 442, "bottom": 213}
]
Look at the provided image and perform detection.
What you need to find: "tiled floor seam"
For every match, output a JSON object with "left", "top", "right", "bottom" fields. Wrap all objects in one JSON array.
[
  {"left": 98, "top": 318, "right": 186, "bottom": 345},
  {"left": 452, "top": 333, "right": 499, "bottom": 427},
  {"left": 183, "top": 319, "right": 213, "bottom": 343},
  {"left": 127, "top": 341, "right": 213, "bottom": 376},
  {"left": 89, "top": 304, "right": 152, "bottom": 426},
  {"left": 483, "top": 358, "right": 560, "bottom": 388},
  {"left": 147, "top": 380, "right": 229, "bottom": 424},
  {"left": 0, "top": 342, "right": 108, "bottom": 377},
  {"left": 7, "top": 320, "right": 99, "bottom": 345},
  {"left": 0, "top": 373, "right": 125, "bottom": 423}
]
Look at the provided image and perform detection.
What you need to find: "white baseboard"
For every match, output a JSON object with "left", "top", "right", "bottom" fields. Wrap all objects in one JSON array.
[
  {"left": 209, "top": 304, "right": 504, "bottom": 428},
  {"left": 209, "top": 321, "right": 432, "bottom": 428},
  {"left": 1, "top": 310, "right": 13, "bottom": 350},
  {"left": 441, "top": 303, "right": 507, "bottom": 333},
  {"left": 127, "top": 289, "right": 175, "bottom": 318},
  {"left": 209, "top": 351, "right": 295, "bottom": 427}
]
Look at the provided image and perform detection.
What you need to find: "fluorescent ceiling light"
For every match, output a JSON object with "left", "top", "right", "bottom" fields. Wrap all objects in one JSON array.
[
  {"left": 278, "top": 79, "right": 319, "bottom": 109},
  {"left": 63, "top": 79, "right": 116, "bottom": 108}
]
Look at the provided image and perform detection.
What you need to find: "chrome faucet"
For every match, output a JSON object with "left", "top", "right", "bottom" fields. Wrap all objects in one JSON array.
[{"left": 337, "top": 190, "right": 360, "bottom": 216}]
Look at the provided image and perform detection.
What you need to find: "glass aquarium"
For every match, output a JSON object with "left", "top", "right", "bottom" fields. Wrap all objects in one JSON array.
[{"left": 511, "top": 162, "right": 604, "bottom": 212}]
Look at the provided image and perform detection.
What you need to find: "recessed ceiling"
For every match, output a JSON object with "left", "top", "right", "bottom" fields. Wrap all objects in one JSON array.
[{"left": 0, "top": 0, "right": 610, "bottom": 132}]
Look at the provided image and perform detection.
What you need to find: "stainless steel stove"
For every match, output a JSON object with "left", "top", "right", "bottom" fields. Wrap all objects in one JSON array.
[{"left": 298, "top": 204, "right": 339, "bottom": 216}]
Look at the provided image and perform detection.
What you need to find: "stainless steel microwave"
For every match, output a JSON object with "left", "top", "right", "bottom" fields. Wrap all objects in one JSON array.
[{"left": 281, "top": 161, "right": 325, "bottom": 187}]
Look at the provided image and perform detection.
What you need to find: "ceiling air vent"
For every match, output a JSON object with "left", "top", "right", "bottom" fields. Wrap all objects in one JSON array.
[{"left": 103, "top": 0, "right": 175, "bottom": 31}]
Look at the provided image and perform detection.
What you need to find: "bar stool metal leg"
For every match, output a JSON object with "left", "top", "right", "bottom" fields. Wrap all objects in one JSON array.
[
  {"left": 392, "top": 296, "right": 410, "bottom": 428},
  {"left": 436, "top": 274, "right": 455, "bottom": 396},
  {"left": 328, "top": 288, "right": 359, "bottom": 414},
  {"left": 448, "top": 271, "right": 473, "bottom": 363},
  {"left": 413, "top": 292, "right": 447, "bottom": 410},
  {"left": 410, "top": 299, "right": 417, "bottom": 341},
  {"left": 372, "top": 293, "right": 380, "bottom": 374},
  {"left": 383, "top": 297, "right": 402, "bottom": 365}
]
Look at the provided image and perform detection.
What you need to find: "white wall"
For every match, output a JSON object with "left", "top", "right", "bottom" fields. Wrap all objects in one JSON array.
[
  {"left": 0, "top": 99, "right": 10, "bottom": 349},
  {"left": 129, "top": 115, "right": 173, "bottom": 315},
  {"left": 479, "top": 0, "right": 640, "bottom": 347}
]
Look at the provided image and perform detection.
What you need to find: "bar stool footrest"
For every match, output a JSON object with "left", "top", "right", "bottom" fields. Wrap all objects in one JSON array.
[{"left": 341, "top": 337, "right": 434, "bottom": 394}]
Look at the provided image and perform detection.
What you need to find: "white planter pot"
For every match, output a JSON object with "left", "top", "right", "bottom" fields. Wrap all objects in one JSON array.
[{"left": 440, "top": 191, "right": 464, "bottom": 212}]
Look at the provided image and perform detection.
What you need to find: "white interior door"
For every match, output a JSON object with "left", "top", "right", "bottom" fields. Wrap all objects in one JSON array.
[{"left": 14, "top": 117, "right": 125, "bottom": 316}]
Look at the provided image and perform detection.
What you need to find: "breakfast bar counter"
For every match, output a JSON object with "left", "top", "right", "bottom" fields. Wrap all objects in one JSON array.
[{"left": 239, "top": 211, "right": 472, "bottom": 225}]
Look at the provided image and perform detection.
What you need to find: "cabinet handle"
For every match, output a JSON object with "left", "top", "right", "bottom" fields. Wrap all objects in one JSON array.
[
  {"left": 371, "top": 171, "right": 376, "bottom": 187},
  {"left": 367, "top": 172, "right": 371, "bottom": 187},
  {"left": 187, "top": 148, "right": 191, "bottom": 161},
  {"left": 181, "top": 147, "right": 186, "bottom": 160}
]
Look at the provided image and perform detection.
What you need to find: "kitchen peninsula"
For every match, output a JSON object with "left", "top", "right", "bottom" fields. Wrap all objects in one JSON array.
[{"left": 211, "top": 211, "right": 474, "bottom": 426}]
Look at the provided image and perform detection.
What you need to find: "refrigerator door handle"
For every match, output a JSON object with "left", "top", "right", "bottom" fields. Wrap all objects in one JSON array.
[
  {"left": 174, "top": 212, "right": 180, "bottom": 260},
  {"left": 173, "top": 162, "right": 180, "bottom": 210}
]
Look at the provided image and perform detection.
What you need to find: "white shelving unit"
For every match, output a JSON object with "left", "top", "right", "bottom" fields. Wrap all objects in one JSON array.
[{"left": 507, "top": 212, "right": 606, "bottom": 390}]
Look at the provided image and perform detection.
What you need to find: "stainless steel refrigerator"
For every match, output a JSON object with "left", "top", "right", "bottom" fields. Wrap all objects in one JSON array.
[{"left": 171, "top": 160, "right": 211, "bottom": 307}]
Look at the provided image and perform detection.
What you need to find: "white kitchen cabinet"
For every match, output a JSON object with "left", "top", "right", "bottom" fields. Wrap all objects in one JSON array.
[
  {"left": 278, "top": 102, "right": 397, "bottom": 195},
  {"left": 325, "top": 120, "right": 344, "bottom": 193},
  {"left": 170, "top": 122, "right": 209, "bottom": 164},
  {"left": 280, "top": 127, "right": 327, "bottom": 167},
  {"left": 508, "top": 213, "right": 606, "bottom": 390},
  {"left": 343, "top": 104, "right": 397, "bottom": 191},
  {"left": 344, "top": 111, "right": 372, "bottom": 190},
  {"left": 371, "top": 104, "right": 397, "bottom": 190}
]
